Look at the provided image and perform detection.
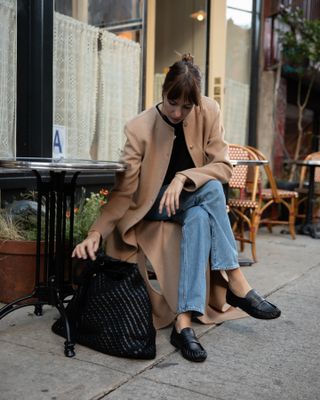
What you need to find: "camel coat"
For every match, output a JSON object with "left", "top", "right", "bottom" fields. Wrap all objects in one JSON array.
[{"left": 90, "top": 96, "right": 246, "bottom": 328}]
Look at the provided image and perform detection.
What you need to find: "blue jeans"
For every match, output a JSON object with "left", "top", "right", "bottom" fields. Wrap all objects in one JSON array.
[{"left": 144, "top": 180, "right": 239, "bottom": 316}]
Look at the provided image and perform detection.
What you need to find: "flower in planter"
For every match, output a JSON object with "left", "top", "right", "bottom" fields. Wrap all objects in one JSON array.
[{"left": 67, "top": 188, "right": 109, "bottom": 244}]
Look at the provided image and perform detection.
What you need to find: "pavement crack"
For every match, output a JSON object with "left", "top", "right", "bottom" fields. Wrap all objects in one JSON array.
[{"left": 263, "top": 262, "right": 320, "bottom": 298}]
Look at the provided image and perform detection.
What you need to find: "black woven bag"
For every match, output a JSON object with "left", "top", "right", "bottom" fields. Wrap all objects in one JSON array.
[{"left": 52, "top": 255, "right": 156, "bottom": 359}]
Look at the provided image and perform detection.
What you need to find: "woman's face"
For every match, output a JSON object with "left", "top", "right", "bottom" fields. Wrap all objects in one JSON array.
[{"left": 162, "top": 96, "right": 194, "bottom": 124}]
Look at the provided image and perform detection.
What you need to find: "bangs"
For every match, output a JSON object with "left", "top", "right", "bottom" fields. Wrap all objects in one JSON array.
[{"left": 165, "top": 77, "right": 201, "bottom": 106}]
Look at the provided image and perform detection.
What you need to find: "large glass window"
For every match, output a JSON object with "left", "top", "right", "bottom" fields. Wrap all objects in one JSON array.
[
  {"left": 224, "top": 0, "right": 253, "bottom": 145},
  {"left": 54, "top": 0, "right": 143, "bottom": 160},
  {"left": 153, "top": 0, "right": 208, "bottom": 103}
]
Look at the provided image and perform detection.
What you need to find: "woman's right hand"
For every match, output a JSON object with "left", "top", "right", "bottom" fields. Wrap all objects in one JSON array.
[{"left": 72, "top": 231, "right": 101, "bottom": 260}]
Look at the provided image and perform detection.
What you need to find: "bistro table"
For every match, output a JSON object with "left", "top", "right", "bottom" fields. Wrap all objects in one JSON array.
[
  {"left": 295, "top": 159, "right": 320, "bottom": 239},
  {"left": 0, "top": 158, "right": 126, "bottom": 356}
]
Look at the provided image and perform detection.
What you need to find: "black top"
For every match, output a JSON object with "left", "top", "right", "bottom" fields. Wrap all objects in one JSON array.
[{"left": 156, "top": 104, "right": 195, "bottom": 185}]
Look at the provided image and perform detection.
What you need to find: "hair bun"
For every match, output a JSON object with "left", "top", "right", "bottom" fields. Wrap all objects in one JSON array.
[{"left": 181, "top": 53, "right": 194, "bottom": 64}]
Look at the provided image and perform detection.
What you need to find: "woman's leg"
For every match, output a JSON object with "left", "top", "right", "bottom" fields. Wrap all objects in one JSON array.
[
  {"left": 173, "top": 180, "right": 240, "bottom": 317},
  {"left": 175, "top": 206, "right": 211, "bottom": 317}
]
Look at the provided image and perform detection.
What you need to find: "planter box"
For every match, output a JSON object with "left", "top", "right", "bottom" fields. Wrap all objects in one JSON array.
[{"left": 0, "top": 240, "right": 44, "bottom": 303}]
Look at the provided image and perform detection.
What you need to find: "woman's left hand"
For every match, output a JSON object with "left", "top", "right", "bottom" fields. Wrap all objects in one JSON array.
[{"left": 159, "top": 174, "right": 186, "bottom": 217}]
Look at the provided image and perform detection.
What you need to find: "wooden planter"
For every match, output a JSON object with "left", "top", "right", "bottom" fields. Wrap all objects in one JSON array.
[{"left": 0, "top": 240, "right": 44, "bottom": 304}]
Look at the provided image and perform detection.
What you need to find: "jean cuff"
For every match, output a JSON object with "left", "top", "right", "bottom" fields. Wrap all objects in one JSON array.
[{"left": 176, "top": 305, "right": 204, "bottom": 317}]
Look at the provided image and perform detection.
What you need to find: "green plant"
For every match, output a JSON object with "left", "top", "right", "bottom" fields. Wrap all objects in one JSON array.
[
  {"left": 277, "top": 5, "right": 320, "bottom": 180},
  {"left": 0, "top": 193, "right": 41, "bottom": 241},
  {"left": 69, "top": 188, "right": 109, "bottom": 244}
]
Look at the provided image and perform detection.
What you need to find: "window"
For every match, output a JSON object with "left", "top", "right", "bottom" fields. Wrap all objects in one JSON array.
[
  {"left": 54, "top": 0, "right": 143, "bottom": 160},
  {"left": 153, "top": 0, "right": 208, "bottom": 103},
  {"left": 224, "top": 0, "right": 253, "bottom": 145}
]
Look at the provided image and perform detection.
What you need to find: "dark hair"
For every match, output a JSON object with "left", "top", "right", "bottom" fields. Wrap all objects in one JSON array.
[{"left": 162, "top": 53, "right": 202, "bottom": 106}]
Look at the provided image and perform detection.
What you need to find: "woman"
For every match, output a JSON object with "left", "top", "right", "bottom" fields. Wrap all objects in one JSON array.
[{"left": 73, "top": 54, "right": 280, "bottom": 362}]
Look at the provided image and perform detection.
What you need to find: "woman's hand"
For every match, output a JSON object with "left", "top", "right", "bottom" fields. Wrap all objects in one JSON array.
[
  {"left": 159, "top": 174, "right": 186, "bottom": 217},
  {"left": 72, "top": 231, "right": 101, "bottom": 260}
]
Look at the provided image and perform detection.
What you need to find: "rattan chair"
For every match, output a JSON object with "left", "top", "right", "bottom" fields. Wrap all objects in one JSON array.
[
  {"left": 296, "top": 151, "right": 320, "bottom": 222},
  {"left": 247, "top": 146, "right": 298, "bottom": 239},
  {"left": 228, "top": 144, "right": 260, "bottom": 262}
]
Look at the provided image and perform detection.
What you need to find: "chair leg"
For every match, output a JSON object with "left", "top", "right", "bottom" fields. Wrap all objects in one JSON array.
[
  {"left": 249, "top": 225, "right": 257, "bottom": 263},
  {"left": 288, "top": 198, "right": 297, "bottom": 240}
]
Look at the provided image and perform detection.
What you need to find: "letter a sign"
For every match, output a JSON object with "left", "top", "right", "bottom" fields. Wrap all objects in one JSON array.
[{"left": 52, "top": 125, "right": 66, "bottom": 159}]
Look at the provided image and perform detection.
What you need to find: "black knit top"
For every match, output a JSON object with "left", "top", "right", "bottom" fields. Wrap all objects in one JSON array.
[{"left": 156, "top": 104, "right": 195, "bottom": 185}]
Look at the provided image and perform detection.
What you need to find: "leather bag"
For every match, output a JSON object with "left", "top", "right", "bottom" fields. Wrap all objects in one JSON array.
[{"left": 52, "top": 254, "right": 156, "bottom": 359}]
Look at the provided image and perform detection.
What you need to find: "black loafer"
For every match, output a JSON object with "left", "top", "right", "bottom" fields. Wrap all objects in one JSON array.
[
  {"left": 226, "top": 288, "right": 281, "bottom": 320},
  {"left": 170, "top": 326, "right": 207, "bottom": 362}
]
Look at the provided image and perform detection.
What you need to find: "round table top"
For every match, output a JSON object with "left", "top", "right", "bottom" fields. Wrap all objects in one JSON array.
[
  {"left": 0, "top": 158, "right": 127, "bottom": 172},
  {"left": 230, "top": 159, "right": 268, "bottom": 166},
  {"left": 295, "top": 159, "right": 320, "bottom": 167}
]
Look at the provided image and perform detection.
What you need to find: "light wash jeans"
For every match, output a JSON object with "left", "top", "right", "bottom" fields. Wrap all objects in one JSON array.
[{"left": 144, "top": 180, "right": 239, "bottom": 316}]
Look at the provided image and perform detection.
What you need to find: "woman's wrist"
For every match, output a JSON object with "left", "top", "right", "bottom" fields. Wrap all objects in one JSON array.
[
  {"left": 88, "top": 230, "right": 102, "bottom": 240},
  {"left": 175, "top": 174, "right": 187, "bottom": 185}
]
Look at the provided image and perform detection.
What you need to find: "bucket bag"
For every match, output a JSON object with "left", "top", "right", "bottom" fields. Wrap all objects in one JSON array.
[{"left": 52, "top": 254, "right": 156, "bottom": 359}]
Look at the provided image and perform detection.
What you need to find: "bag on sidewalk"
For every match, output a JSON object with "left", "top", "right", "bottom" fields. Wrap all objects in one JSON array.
[{"left": 52, "top": 254, "right": 156, "bottom": 359}]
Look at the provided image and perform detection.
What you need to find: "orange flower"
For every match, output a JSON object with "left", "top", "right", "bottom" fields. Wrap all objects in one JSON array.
[
  {"left": 99, "top": 200, "right": 106, "bottom": 205},
  {"left": 100, "top": 189, "right": 109, "bottom": 197},
  {"left": 74, "top": 208, "right": 79, "bottom": 214},
  {"left": 66, "top": 210, "right": 71, "bottom": 219}
]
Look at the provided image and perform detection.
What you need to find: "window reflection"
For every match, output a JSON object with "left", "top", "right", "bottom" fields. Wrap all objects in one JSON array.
[
  {"left": 224, "top": 1, "right": 253, "bottom": 145},
  {"left": 55, "top": 0, "right": 143, "bottom": 43},
  {"left": 227, "top": 0, "right": 253, "bottom": 12},
  {"left": 154, "top": 0, "right": 208, "bottom": 103}
]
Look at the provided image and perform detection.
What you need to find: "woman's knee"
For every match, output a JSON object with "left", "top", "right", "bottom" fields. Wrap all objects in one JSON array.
[
  {"left": 200, "top": 180, "right": 225, "bottom": 201},
  {"left": 183, "top": 206, "right": 209, "bottom": 227}
]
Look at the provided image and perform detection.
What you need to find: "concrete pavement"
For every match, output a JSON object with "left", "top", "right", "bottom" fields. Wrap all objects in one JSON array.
[{"left": 1, "top": 227, "right": 320, "bottom": 400}]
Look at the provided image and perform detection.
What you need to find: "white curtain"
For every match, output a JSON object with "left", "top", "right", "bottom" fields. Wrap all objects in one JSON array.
[
  {"left": 0, "top": 0, "right": 16, "bottom": 157},
  {"left": 96, "top": 31, "right": 141, "bottom": 161},
  {"left": 224, "top": 78, "right": 249, "bottom": 145},
  {"left": 53, "top": 12, "right": 99, "bottom": 159},
  {"left": 154, "top": 73, "right": 165, "bottom": 104}
]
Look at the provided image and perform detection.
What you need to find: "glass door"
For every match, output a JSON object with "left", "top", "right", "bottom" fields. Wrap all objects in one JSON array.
[{"left": 150, "top": 0, "right": 208, "bottom": 105}]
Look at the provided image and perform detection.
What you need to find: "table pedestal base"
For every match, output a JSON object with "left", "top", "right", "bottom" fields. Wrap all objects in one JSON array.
[{"left": 298, "top": 223, "right": 320, "bottom": 239}]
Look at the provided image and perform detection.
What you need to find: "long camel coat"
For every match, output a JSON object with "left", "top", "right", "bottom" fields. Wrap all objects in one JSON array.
[{"left": 90, "top": 96, "right": 246, "bottom": 328}]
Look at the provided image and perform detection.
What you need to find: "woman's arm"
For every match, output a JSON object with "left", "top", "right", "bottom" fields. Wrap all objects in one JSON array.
[
  {"left": 72, "top": 126, "right": 143, "bottom": 259},
  {"left": 179, "top": 100, "right": 232, "bottom": 191}
]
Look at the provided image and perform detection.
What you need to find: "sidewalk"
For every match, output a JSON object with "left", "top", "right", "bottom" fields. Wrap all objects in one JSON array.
[{"left": 1, "top": 227, "right": 320, "bottom": 400}]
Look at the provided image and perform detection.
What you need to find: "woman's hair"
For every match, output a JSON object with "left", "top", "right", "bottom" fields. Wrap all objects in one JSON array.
[{"left": 162, "top": 53, "right": 202, "bottom": 106}]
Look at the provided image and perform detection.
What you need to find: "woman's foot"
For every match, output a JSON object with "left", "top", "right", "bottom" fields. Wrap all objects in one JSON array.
[
  {"left": 170, "top": 325, "right": 207, "bottom": 362},
  {"left": 226, "top": 288, "right": 281, "bottom": 319}
]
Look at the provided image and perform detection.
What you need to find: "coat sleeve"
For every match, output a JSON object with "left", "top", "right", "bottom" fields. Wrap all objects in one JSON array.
[
  {"left": 89, "top": 126, "right": 143, "bottom": 240},
  {"left": 178, "top": 101, "right": 233, "bottom": 191}
]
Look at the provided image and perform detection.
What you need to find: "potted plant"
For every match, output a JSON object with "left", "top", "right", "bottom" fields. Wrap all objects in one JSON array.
[
  {"left": 0, "top": 188, "right": 109, "bottom": 303},
  {"left": 68, "top": 188, "right": 109, "bottom": 282},
  {"left": 0, "top": 197, "right": 44, "bottom": 303}
]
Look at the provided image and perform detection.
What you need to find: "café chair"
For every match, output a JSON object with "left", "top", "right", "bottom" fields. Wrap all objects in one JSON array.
[
  {"left": 296, "top": 151, "right": 320, "bottom": 222},
  {"left": 228, "top": 144, "right": 260, "bottom": 262},
  {"left": 247, "top": 146, "right": 298, "bottom": 239}
]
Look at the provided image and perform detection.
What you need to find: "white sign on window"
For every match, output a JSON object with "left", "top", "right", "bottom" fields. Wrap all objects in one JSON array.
[{"left": 52, "top": 125, "right": 66, "bottom": 159}]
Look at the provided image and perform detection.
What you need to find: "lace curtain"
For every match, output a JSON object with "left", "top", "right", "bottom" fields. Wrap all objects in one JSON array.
[
  {"left": 53, "top": 14, "right": 141, "bottom": 161},
  {"left": 96, "top": 31, "right": 141, "bottom": 161},
  {"left": 53, "top": 13, "right": 99, "bottom": 159},
  {"left": 224, "top": 78, "right": 249, "bottom": 145},
  {"left": 0, "top": 0, "right": 16, "bottom": 157}
]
